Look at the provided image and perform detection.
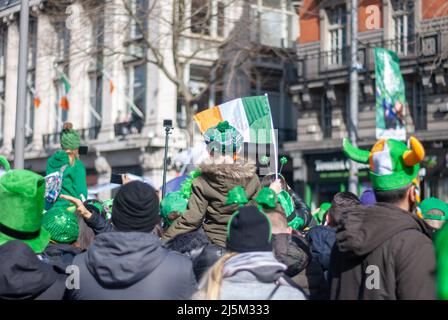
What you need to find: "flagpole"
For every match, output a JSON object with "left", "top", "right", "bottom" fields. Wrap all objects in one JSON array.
[
  {"left": 14, "top": 0, "right": 30, "bottom": 169},
  {"left": 264, "top": 93, "right": 278, "bottom": 180}
]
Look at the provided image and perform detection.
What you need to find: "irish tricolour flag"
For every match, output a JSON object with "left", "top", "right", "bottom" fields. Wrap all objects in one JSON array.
[{"left": 194, "top": 95, "right": 274, "bottom": 144}]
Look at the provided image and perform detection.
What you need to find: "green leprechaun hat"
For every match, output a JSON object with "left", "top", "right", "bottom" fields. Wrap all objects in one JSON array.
[
  {"left": 0, "top": 169, "right": 50, "bottom": 253},
  {"left": 343, "top": 136, "right": 425, "bottom": 191}
]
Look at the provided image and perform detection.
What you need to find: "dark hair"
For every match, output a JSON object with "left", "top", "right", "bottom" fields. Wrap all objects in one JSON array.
[
  {"left": 76, "top": 213, "right": 95, "bottom": 251},
  {"left": 374, "top": 184, "right": 412, "bottom": 204},
  {"left": 328, "top": 192, "right": 361, "bottom": 226}
]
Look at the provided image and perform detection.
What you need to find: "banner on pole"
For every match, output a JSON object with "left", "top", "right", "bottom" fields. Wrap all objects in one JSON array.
[{"left": 374, "top": 48, "right": 407, "bottom": 141}]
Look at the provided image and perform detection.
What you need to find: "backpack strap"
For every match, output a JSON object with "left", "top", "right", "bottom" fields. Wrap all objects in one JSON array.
[{"left": 60, "top": 164, "right": 67, "bottom": 175}]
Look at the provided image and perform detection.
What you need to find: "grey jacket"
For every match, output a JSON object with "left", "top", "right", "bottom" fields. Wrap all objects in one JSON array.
[
  {"left": 196, "top": 252, "right": 306, "bottom": 300},
  {"left": 67, "top": 231, "right": 197, "bottom": 300}
]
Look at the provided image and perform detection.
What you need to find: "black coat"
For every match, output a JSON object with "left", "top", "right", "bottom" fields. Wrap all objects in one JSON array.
[
  {"left": 0, "top": 241, "right": 67, "bottom": 300},
  {"left": 164, "top": 227, "right": 221, "bottom": 282},
  {"left": 330, "top": 203, "right": 436, "bottom": 300},
  {"left": 66, "top": 231, "right": 197, "bottom": 300},
  {"left": 306, "top": 226, "right": 336, "bottom": 273},
  {"left": 272, "top": 233, "right": 328, "bottom": 300},
  {"left": 41, "top": 243, "right": 83, "bottom": 272}
]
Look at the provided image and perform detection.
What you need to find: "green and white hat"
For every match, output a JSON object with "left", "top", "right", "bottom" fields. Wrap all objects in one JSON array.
[
  {"left": 203, "top": 121, "right": 243, "bottom": 156},
  {"left": 343, "top": 136, "right": 425, "bottom": 191}
]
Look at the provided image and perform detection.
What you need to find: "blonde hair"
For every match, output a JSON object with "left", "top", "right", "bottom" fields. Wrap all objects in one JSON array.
[
  {"left": 204, "top": 252, "right": 238, "bottom": 300},
  {"left": 65, "top": 149, "right": 79, "bottom": 166}
]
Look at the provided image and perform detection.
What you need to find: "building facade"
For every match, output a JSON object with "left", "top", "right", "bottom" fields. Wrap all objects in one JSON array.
[
  {"left": 0, "top": 0, "right": 300, "bottom": 198},
  {"left": 286, "top": 0, "right": 448, "bottom": 207}
]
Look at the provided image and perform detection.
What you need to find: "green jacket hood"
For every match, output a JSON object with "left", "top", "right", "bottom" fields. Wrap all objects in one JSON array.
[{"left": 47, "top": 151, "right": 70, "bottom": 173}]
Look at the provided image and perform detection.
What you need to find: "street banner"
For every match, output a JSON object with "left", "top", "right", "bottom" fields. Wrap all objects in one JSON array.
[{"left": 374, "top": 48, "right": 407, "bottom": 140}]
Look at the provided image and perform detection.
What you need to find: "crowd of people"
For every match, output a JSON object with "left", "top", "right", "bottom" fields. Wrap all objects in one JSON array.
[{"left": 0, "top": 120, "right": 447, "bottom": 300}]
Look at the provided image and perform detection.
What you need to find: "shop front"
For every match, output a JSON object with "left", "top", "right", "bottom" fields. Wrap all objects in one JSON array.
[
  {"left": 422, "top": 141, "right": 448, "bottom": 203},
  {"left": 304, "top": 152, "right": 370, "bottom": 209}
]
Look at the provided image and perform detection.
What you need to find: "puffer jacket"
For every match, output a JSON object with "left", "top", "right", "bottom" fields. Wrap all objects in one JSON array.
[
  {"left": 194, "top": 251, "right": 306, "bottom": 300},
  {"left": 163, "top": 160, "right": 260, "bottom": 247},
  {"left": 330, "top": 202, "right": 436, "bottom": 300},
  {"left": 67, "top": 231, "right": 197, "bottom": 300}
]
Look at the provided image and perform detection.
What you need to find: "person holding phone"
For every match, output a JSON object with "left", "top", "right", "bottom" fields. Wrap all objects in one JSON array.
[{"left": 46, "top": 122, "right": 88, "bottom": 208}]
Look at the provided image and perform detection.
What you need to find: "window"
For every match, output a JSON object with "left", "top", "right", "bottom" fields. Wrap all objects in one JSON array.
[
  {"left": 25, "top": 17, "right": 37, "bottom": 143},
  {"left": 89, "top": 73, "right": 102, "bottom": 138},
  {"left": 407, "top": 80, "right": 427, "bottom": 131},
  {"left": 327, "top": 5, "right": 347, "bottom": 65},
  {"left": 124, "top": 63, "right": 146, "bottom": 133},
  {"left": 391, "top": 0, "right": 415, "bottom": 55},
  {"left": 55, "top": 21, "right": 70, "bottom": 62},
  {"left": 321, "top": 95, "right": 332, "bottom": 138},
  {"left": 191, "top": 0, "right": 211, "bottom": 35},
  {"left": 129, "top": 0, "right": 148, "bottom": 39},
  {"left": 217, "top": 1, "right": 225, "bottom": 37},
  {"left": 0, "top": 24, "right": 6, "bottom": 146},
  {"left": 189, "top": 64, "right": 211, "bottom": 113},
  {"left": 88, "top": 12, "right": 105, "bottom": 138},
  {"left": 253, "top": 0, "right": 297, "bottom": 48}
]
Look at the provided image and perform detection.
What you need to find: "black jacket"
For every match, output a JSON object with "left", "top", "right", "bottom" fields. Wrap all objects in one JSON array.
[
  {"left": 306, "top": 226, "right": 336, "bottom": 273},
  {"left": 164, "top": 227, "right": 216, "bottom": 282},
  {"left": 84, "top": 211, "right": 114, "bottom": 235},
  {"left": 67, "top": 231, "right": 197, "bottom": 300},
  {"left": 330, "top": 203, "right": 436, "bottom": 300},
  {"left": 41, "top": 243, "right": 83, "bottom": 272},
  {"left": 272, "top": 233, "right": 328, "bottom": 300},
  {"left": 0, "top": 241, "right": 67, "bottom": 300}
]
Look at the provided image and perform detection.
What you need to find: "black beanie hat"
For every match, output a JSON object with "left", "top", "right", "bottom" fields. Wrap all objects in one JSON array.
[
  {"left": 112, "top": 181, "right": 160, "bottom": 232},
  {"left": 226, "top": 205, "right": 272, "bottom": 253}
]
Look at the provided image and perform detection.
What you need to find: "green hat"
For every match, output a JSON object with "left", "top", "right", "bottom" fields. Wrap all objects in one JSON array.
[
  {"left": 60, "top": 122, "right": 81, "bottom": 150},
  {"left": 0, "top": 156, "right": 10, "bottom": 172},
  {"left": 226, "top": 186, "right": 249, "bottom": 206},
  {"left": 160, "top": 191, "right": 188, "bottom": 226},
  {"left": 343, "top": 136, "right": 425, "bottom": 191},
  {"left": 203, "top": 121, "right": 243, "bottom": 156},
  {"left": 42, "top": 206, "right": 79, "bottom": 243},
  {"left": 0, "top": 170, "right": 50, "bottom": 253},
  {"left": 313, "top": 202, "right": 331, "bottom": 225},
  {"left": 255, "top": 187, "right": 277, "bottom": 209},
  {"left": 420, "top": 197, "right": 448, "bottom": 221},
  {"left": 435, "top": 224, "right": 448, "bottom": 299}
]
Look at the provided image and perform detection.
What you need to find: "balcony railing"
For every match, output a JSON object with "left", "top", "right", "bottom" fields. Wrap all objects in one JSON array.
[
  {"left": 296, "top": 33, "right": 443, "bottom": 82},
  {"left": 114, "top": 120, "right": 143, "bottom": 137},
  {"left": 12, "top": 135, "right": 34, "bottom": 149},
  {"left": 42, "top": 126, "right": 100, "bottom": 150}
]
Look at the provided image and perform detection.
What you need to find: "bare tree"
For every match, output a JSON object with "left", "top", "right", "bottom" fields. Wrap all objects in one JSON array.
[{"left": 40, "top": 0, "right": 297, "bottom": 142}]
